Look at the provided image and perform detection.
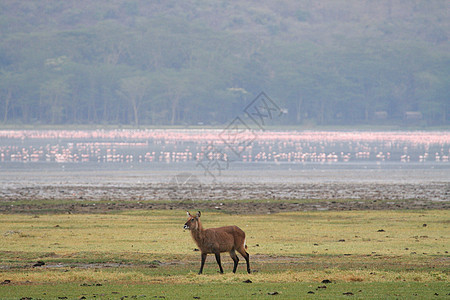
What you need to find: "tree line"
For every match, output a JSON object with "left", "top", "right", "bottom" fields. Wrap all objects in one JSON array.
[{"left": 0, "top": 0, "right": 448, "bottom": 126}]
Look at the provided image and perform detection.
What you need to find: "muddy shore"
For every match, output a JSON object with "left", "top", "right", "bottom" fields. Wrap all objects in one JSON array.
[
  {"left": 1, "top": 182, "right": 448, "bottom": 214},
  {"left": 1, "top": 166, "right": 448, "bottom": 214}
]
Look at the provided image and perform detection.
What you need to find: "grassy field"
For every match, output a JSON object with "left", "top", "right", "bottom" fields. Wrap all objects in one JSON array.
[{"left": 0, "top": 210, "right": 448, "bottom": 299}]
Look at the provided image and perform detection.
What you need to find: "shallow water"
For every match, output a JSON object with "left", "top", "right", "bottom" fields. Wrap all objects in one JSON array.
[{"left": 0, "top": 130, "right": 448, "bottom": 203}]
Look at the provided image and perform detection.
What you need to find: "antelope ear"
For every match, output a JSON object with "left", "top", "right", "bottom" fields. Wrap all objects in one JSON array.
[
  {"left": 196, "top": 211, "right": 201, "bottom": 218},
  {"left": 186, "top": 211, "right": 191, "bottom": 217}
]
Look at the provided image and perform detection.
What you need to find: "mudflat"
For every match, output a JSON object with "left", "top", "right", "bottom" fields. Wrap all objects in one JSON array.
[{"left": 1, "top": 165, "right": 448, "bottom": 214}]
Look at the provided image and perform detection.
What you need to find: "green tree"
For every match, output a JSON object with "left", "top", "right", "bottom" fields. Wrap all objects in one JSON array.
[
  {"left": 40, "top": 77, "right": 71, "bottom": 124},
  {"left": 118, "top": 76, "right": 152, "bottom": 126},
  {"left": 0, "top": 71, "right": 15, "bottom": 123}
]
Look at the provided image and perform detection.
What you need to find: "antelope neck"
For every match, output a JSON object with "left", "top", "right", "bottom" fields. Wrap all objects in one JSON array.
[{"left": 190, "top": 221, "right": 204, "bottom": 240}]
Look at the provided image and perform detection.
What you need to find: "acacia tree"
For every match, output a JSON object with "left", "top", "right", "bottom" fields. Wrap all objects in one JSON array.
[
  {"left": 152, "top": 69, "right": 191, "bottom": 125},
  {"left": 0, "top": 71, "right": 14, "bottom": 123},
  {"left": 118, "top": 76, "right": 152, "bottom": 126},
  {"left": 40, "top": 77, "right": 71, "bottom": 124}
]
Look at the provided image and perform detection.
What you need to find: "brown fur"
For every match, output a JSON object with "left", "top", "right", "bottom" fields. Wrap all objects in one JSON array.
[{"left": 184, "top": 211, "right": 251, "bottom": 274}]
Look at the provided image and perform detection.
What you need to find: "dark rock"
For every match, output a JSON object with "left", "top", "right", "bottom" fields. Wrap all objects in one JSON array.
[{"left": 33, "top": 261, "right": 45, "bottom": 267}]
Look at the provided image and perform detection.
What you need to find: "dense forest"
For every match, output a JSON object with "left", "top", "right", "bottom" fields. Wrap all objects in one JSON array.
[{"left": 0, "top": 0, "right": 449, "bottom": 126}]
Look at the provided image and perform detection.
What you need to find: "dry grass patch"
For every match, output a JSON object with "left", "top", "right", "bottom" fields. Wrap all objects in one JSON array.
[{"left": 2, "top": 267, "right": 447, "bottom": 285}]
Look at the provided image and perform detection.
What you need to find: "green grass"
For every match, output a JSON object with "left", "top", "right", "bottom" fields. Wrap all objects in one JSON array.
[
  {"left": 1, "top": 282, "right": 449, "bottom": 299},
  {"left": 1, "top": 210, "right": 448, "bottom": 258},
  {"left": 0, "top": 210, "right": 448, "bottom": 299}
]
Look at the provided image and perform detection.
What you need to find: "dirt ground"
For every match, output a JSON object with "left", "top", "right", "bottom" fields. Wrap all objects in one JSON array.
[
  {"left": 1, "top": 182, "right": 448, "bottom": 214},
  {"left": 2, "top": 197, "right": 449, "bottom": 215}
]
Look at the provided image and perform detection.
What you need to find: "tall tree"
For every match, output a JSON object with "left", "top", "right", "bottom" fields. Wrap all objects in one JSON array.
[
  {"left": 118, "top": 76, "right": 152, "bottom": 126},
  {"left": 40, "top": 77, "right": 70, "bottom": 124}
]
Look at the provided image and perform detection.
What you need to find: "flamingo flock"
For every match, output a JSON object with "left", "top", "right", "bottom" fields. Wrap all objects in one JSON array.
[{"left": 0, "top": 129, "right": 449, "bottom": 164}]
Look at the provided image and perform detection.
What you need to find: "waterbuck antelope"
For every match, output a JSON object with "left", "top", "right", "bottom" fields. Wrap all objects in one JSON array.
[{"left": 183, "top": 211, "right": 251, "bottom": 274}]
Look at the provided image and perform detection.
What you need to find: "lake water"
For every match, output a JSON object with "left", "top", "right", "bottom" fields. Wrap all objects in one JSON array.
[{"left": 0, "top": 129, "right": 448, "bottom": 186}]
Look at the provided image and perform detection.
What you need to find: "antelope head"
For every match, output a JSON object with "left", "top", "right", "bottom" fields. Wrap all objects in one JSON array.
[{"left": 184, "top": 211, "right": 201, "bottom": 230}]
